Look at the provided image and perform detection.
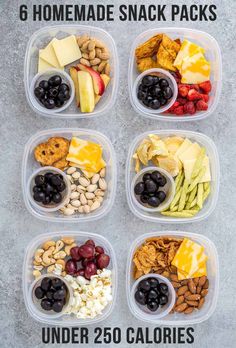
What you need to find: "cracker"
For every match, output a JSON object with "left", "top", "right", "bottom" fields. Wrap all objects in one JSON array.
[
  {"left": 135, "top": 34, "right": 163, "bottom": 59},
  {"left": 34, "top": 137, "right": 70, "bottom": 166},
  {"left": 52, "top": 156, "right": 69, "bottom": 170}
]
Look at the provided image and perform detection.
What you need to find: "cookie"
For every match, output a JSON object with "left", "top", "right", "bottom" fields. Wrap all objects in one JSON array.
[{"left": 34, "top": 137, "right": 70, "bottom": 166}]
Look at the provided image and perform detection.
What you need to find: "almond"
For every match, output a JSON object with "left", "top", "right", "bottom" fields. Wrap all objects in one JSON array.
[
  {"left": 170, "top": 274, "right": 179, "bottom": 282},
  {"left": 203, "top": 279, "right": 209, "bottom": 289},
  {"left": 197, "top": 285, "right": 202, "bottom": 294},
  {"left": 193, "top": 277, "right": 199, "bottom": 285},
  {"left": 184, "top": 307, "right": 194, "bottom": 314},
  {"left": 172, "top": 281, "right": 181, "bottom": 288},
  {"left": 181, "top": 279, "right": 189, "bottom": 286},
  {"left": 188, "top": 279, "right": 196, "bottom": 294},
  {"left": 186, "top": 300, "right": 199, "bottom": 307},
  {"left": 201, "top": 289, "right": 208, "bottom": 297},
  {"left": 184, "top": 291, "right": 192, "bottom": 298},
  {"left": 175, "top": 303, "right": 188, "bottom": 313},
  {"left": 176, "top": 295, "right": 184, "bottom": 306},
  {"left": 177, "top": 285, "right": 188, "bottom": 296},
  {"left": 198, "top": 276, "right": 207, "bottom": 287},
  {"left": 198, "top": 297, "right": 205, "bottom": 309},
  {"left": 185, "top": 294, "right": 201, "bottom": 301}
]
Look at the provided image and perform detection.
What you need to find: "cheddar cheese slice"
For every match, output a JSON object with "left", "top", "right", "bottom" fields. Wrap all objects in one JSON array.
[
  {"left": 180, "top": 52, "right": 211, "bottom": 84},
  {"left": 39, "top": 39, "right": 62, "bottom": 68},
  {"left": 52, "top": 35, "right": 82, "bottom": 67},
  {"left": 174, "top": 39, "right": 205, "bottom": 70}
]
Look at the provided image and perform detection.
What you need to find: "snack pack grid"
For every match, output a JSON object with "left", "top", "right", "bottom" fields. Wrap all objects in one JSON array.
[
  {"left": 22, "top": 128, "right": 117, "bottom": 222},
  {"left": 24, "top": 25, "right": 119, "bottom": 118},
  {"left": 126, "top": 129, "right": 220, "bottom": 223},
  {"left": 23, "top": 231, "right": 117, "bottom": 326},
  {"left": 128, "top": 28, "right": 222, "bottom": 121},
  {"left": 126, "top": 231, "right": 219, "bottom": 325}
]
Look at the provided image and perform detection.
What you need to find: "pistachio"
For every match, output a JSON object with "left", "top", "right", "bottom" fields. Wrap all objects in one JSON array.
[
  {"left": 87, "top": 184, "right": 98, "bottom": 193},
  {"left": 71, "top": 199, "right": 81, "bottom": 208},
  {"left": 99, "top": 178, "right": 107, "bottom": 190},
  {"left": 91, "top": 174, "right": 100, "bottom": 185},
  {"left": 90, "top": 200, "right": 101, "bottom": 211},
  {"left": 67, "top": 167, "right": 77, "bottom": 175},
  {"left": 70, "top": 191, "right": 80, "bottom": 200},
  {"left": 79, "top": 177, "right": 90, "bottom": 187},
  {"left": 83, "top": 205, "right": 91, "bottom": 214}
]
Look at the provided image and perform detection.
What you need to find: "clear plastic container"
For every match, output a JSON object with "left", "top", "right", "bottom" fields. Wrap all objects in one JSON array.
[
  {"left": 22, "top": 128, "right": 117, "bottom": 222},
  {"left": 131, "top": 166, "right": 175, "bottom": 213},
  {"left": 126, "top": 129, "right": 220, "bottom": 223},
  {"left": 126, "top": 231, "right": 219, "bottom": 325},
  {"left": 23, "top": 231, "right": 117, "bottom": 326},
  {"left": 24, "top": 25, "right": 119, "bottom": 119},
  {"left": 130, "top": 273, "right": 176, "bottom": 321},
  {"left": 128, "top": 28, "right": 222, "bottom": 121}
]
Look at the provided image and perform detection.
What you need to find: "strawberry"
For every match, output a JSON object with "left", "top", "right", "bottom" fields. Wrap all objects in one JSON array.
[
  {"left": 174, "top": 106, "right": 184, "bottom": 116},
  {"left": 184, "top": 101, "right": 196, "bottom": 115},
  {"left": 191, "top": 84, "right": 200, "bottom": 91},
  {"left": 177, "top": 97, "right": 187, "bottom": 105},
  {"left": 199, "top": 94, "right": 209, "bottom": 102},
  {"left": 199, "top": 81, "right": 212, "bottom": 94},
  {"left": 187, "top": 89, "right": 201, "bottom": 101},
  {"left": 178, "top": 85, "right": 189, "bottom": 97},
  {"left": 196, "top": 100, "right": 208, "bottom": 111}
]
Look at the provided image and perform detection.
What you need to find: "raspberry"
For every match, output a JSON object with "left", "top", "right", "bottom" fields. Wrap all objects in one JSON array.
[
  {"left": 187, "top": 89, "right": 201, "bottom": 101},
  {"left": 174, "top": 106, "right": 184, "bottom": 115},
  {"left": 199, "top": 94, "right": 209, "bottom": 102},
  {"left": 184, "top": 101, "right": 196, "bottom": 115},
  {"left": 191, "top": 84, "right": 200, "bottom": 91},
  {"left": 178, "top": 85, "right": 189, "bottom": 97},
  {"left": 196, "top": 100, "right": 208, "bottom": 111},
  {"left": 177, "top": 97, "right": 187, "bottom": 105},
  {"left": 199, "top": 81, "right": 212, "bottom": 94},
  {"left": 169, "top": 101, "right": 180, "bottom": 112}
]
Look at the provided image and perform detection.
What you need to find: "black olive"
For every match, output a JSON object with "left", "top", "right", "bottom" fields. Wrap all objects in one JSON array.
[{"left": 134, "top": 182, "right": 145, "bottom": 195}]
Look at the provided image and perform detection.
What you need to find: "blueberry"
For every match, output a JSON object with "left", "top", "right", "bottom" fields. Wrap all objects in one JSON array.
[
  {"left": 44, "top": 98, "right": 55, "bottom": 109},
  {"left": 150, "top": 171, "right": 162, "bottom": 183},
  {"left": 35, "top": 175, "right": 45, "bottom": 186},
  {"left": 55, "top": 98, "right": 64, "bottom": 107},
  {"left": 48, "top": 75, "right": 62, "bottom": 87},
  {"left": 41, "top": 299, "right": 53, "bottom": 311},
  {"left": 143, "top": 173, "right": 151, "bottom": 182},
  {"left": 39, "top": 80, "right": 49, "bottom": 90},
  {"left": 35, "top": 286, "right": 45, "bottom": 299},
  {"left": 33, "top": 186, "right": 42, "bottom": 193},
  {"left": 42, "top": 195, "right": 51, "bottom": 205},
  {"left": 163, "top": 86, "right": 173, "bottom": 100},
  {"left": 138, "top": 279, "right": 151, "bottom": 292},
  {"left": 147, "top": 300, "right": 159, "bottom": 312},
  {"left": 150, "top": 99, "right": 161, "bottom": 110},
  {"left": 135, "top": 290, "right": 146, "bottom": 305},
  {"left": 44, "top": 172, "right": 54, "bottom": 181},
  {"left": 147, "top": 196, "right": 161, "bottom": 207},
  {"left": 144, "top": 179, "right": 157, "bottom": 193},
  {"left": 57, "top": 90, "right": 70, "bottom": 102},
  {"left": 159, "top": 294, "right": 168, "bottom": 305},
  {"left": 134, "top": 182, "right": 145, "bottom": 195},
  {"left": 140, "top": 194, "right": 149, "bottom": 204},
  {"left": 159, "top": 97, "right": 167, "bottom": 106},
  {"left": 159, "top": 78, "right": 169, "bottom": 88},
  {"left": 45, "top": 184, "right": 54, "bottom": 195},
  {"left": 158, "top": 176, "right": 167, "bottom": 187},
  {"left": 33, "top": 191, "right": 45, "bottom": 202},
  {"left": 58, "top": 83, "right": 70, "bottom": 92},
  {"left": 52, "top": 300, "right": 64, "bottom": 313},
  {"left": 148, "top": 277, "right": 159, "bottom": 289},
  {"left": 41, "top": 277, "right": 52, "bottom": 292},
  {"left": 137, "top": 90, "right": 147, "bottom": 101},
  {"left": 149, "top": 85, "right": 161, "bottom": 97},
  {"left": 57, "top": 181, "right": 66, "bottom": 192},
  {"left": 51, "top": 278, "right": 64, "bottom": 289},
  {"left": 46, "top": 290, "right": 55, "bottom": 300},
  {"left": 156, "top": 191, "right": 166, "bottom": 202},
  {"left": 148, "top": 289, "right": 158, "bottom": 300},
  {"left": 50, "top": 174, "right": 63, "bottom": 187},
  {"left": 34, "top": 87, "right": 45, "bottom": 99},
  {"left": 52, "top": 193, "right": 62, "bottom": 204},
  {"left": 143, "top": 95, "right": 153, "bottom": 107},
  {"left": 142, "top": 75, "right": 155, "bottom": 87}
]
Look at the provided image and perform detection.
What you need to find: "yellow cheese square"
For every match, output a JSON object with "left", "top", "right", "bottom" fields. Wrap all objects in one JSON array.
[
  {"left": 177, "top": 260, "right": 207, "bottom": 280},
  {"left": 52, "top": 35, "right": 82, "bottom": 67},
  {"left": 180, "top": 52, "right": 211, "bottom": 84},
  {"left": 39, "top": 39, "right": 62, "bottom": 68},
  {"left": 174, "top": 39, "right": 205, "bottom": 70},
  {"left": 172, "top": 238, "right": 206, "bottom": 276},
  {"left": 179, "top": 142, "right": 201, "bottom": 163},
  {"left": 199, "top": 156, "right": 211, "bottom": 183},
  {"left": 175, "top": 138, "right": 192, "bottom": 159},
  {"left": 38, "top": 57, "right": 53, "bottom": 73}
]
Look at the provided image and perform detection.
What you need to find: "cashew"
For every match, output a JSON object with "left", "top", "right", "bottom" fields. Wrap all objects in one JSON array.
[
  {"left": 56, "top": 259, "right": 65, "bottom": 270},
  {"left": 34, "top": 249, "right": 44, "bottom": 263},
  {"left": 61, "top": 271, "right": 66, "bottom": 277},
  {"left": 33, "top": 265, "right": 43, "bottom": 271},
  {"left": 47, "top": 265, "right": 55, "bottom": 273},
  {"left": 54, "top": 251, "right": 66, "bottom": 260},
  {"left": 61, "top": 237, "right": 75, "bottom": 245},
  {"left": 33, "top": 270, "right": 41, "bottom": 279},
  {"left": 42, "top": 246, "right": 55, "bottom": 266},
  {"left": 65, "top": 243, "right": 76, "bottom": 256},
  {"left": 42, "top": 240, "right": 56, "bottom": 250},
  {"left": 53, "top": 240, "right": 64, "bottom": 255},
  {"left": 33, "top": 260, "right": 41, "bottom": 266}
]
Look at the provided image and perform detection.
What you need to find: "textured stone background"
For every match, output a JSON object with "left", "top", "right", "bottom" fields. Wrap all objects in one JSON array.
[{"left": 0, "top": 0, "right": 235, "bottom": 347}]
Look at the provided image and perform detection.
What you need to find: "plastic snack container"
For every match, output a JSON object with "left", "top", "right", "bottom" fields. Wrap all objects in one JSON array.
[
  {"left": 128, "top": 28, "right": 222, "bottom": 121},
  {"left": 24, "top": 25, "right": 119, "bottom": 119},
  {"left": 22, "top": 128, "right": 117, "bottom": 222},
  {"left": 126, "top": 129, "right": 220, "bottom": 223},
  {"left": 126, "top": 231, "right": 219, "bottom": 325},
  {"left": 23, "top": 231, "right": 117, "bottom": 326}
]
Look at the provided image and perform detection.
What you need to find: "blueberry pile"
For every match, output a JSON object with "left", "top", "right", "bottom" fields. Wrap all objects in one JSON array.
[
  {"left": 135, "top": 277, "right": 169, "bottom": 312},
  {"left": 134, "top": 171, "right": 167, "bottom": 208},
  {"left": 32, "top": 172, "right": 66, "bottom": 206},
  {"left": 137, "top": 75, "right": 173, "bottom": 110},
  {"left": 35, "top": 277, "right": 67, "bottom": 313},
  {"left": 34, "top": 75, "right": 70, "bottom": 109}
]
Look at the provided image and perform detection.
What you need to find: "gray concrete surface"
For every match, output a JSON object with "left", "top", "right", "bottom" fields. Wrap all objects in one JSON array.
[{"left": 0, "top": 0, "right": 235, "bottom": 347}]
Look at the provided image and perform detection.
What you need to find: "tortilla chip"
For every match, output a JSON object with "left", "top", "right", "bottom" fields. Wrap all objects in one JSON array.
[
  {"left": 162, "top": 34, "right": 180, "bottom": 59},
  {"left": 135, "top": 34, "right": 163, "bottom": 59},
  {"left": 157, "top": 44, "right": 177, "bottom": 72},
  {"left": 137, "top": 57, "right": 162, "bottom": 72}
]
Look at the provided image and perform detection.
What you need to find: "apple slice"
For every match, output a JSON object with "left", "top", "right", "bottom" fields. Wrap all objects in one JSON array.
[
  {"left": 77, "top": 63, "right": 105, "bottom": 96},
  {"left": 95, "top": 74, "right": 110, "bottom": 105},
  {"left": 77, "top": 71, "right": 95, "bottom": 113},
  {"left": 69, "top": 67, "right": 80, "bottom": 107}
]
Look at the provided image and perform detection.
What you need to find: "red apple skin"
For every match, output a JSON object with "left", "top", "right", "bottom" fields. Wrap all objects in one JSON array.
[{"left": 77, "top": 63, "right": 105, "bottom": 96}]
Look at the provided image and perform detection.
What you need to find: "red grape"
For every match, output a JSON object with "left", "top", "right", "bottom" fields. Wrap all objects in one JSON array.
[
  {"left": 75, "top": 268, "right": 85, "bottom": 277},
  {"left": 95, "top": 246, "right": 104, "bottom": 254},
  {"left": 82, "top": 257, "right": 96, "bottom": 268},
  {"left": 70, "top": 246, "right": 81, "bottom": 261},
  {"left": 84, "top": 262, "right": 97, "bottom": 280},
  {"left": 85, "top": 239, "right": 95, "bottom": 247},
  {"left": 65, "top": 259, "right": 77, "bottom": 275},
  {"left": 96, "top": 253, "right": 110, "bottom": 269},
  {"left": 79, "top": 244, "right": 95, "bottom": 258}
]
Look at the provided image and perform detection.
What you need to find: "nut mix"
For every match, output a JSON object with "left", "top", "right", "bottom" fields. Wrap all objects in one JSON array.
[
  {"left": 37, "top": 33, "right": 111, "bottom": 113},
  {"left": 132, "top": 236, "right": 209, "bottom": 315},
  {"left": 134, "top": 33, "right": 212, "bottom": 116},
  {"left": 33, "top": 135, "right": 108, "bottom": 216},
  {"left": 32, "top": 236, "right": 113, "bottom": 319}
]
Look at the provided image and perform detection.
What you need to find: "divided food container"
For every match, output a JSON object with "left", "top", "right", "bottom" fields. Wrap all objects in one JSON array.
[
  {"left": 23, "top": 231, "right": 117, "bottom": 326},
  {"left": 128, "top": 28, "right": 222, "bottom": 121},
  {"left": 126, "top": 129, "right": 220, "bottom": 223},
  {"left": 24, "top": 25, "right": 119, "bottom": 118},
  {"left": 22, "top": 128, "right": 117, "bottom": 222},
  {"left": 126, "top": 231, "right": 219, "bottom": 325}
]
